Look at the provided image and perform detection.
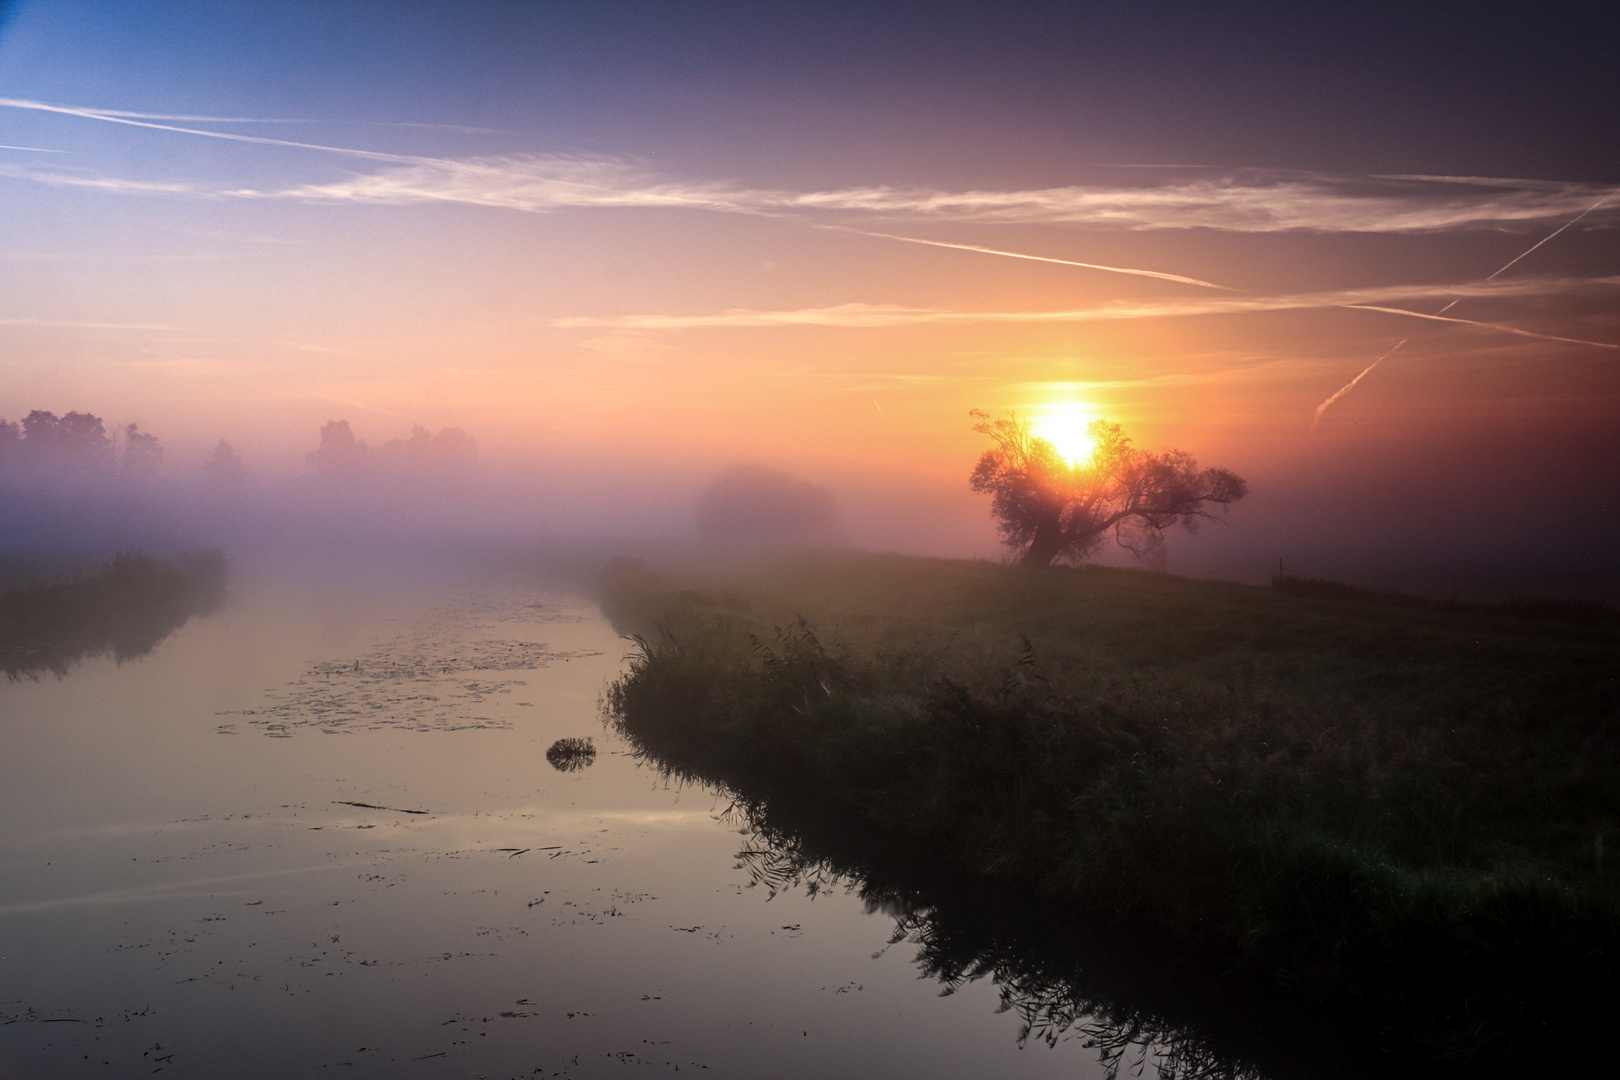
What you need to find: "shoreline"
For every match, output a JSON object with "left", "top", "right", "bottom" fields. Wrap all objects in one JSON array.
[{"left": 600, "top": 550, "right": 1620, "bottom": 1065}]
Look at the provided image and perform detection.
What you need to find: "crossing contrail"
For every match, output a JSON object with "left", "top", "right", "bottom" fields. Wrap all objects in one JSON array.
[
  {"left": 811, "top": 221, "right": 1235, "bottom": 290},
  {"left": 1311, "top": 195, "right": 1611, "bottom": 430},
  {"left": 1343, "top": 305, "right": 1620, "bottom": 347}
]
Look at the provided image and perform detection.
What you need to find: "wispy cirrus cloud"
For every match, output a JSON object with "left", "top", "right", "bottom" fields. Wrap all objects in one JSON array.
[
  {"left": 552, "top": 276, "right": 1620, "bottom": 350},
  {"left": 5, "top": 98, "right": 1617, "bottom": 236},
  {"left": 0, "top": 162, "right": 207, "bottom": 195},
  {"left": 285, "top": 155, "right": 1620, "bottom": 235}
]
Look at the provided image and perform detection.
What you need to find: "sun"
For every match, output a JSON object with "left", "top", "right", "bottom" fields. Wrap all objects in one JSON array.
[{"left": 1032, "top": 408, "right": 1098, "bottom": 466}]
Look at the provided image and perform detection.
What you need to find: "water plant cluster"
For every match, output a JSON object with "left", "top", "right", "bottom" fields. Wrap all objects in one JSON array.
[{"left": 601, "top": 552, "right": 1620, "bottom": 1065}]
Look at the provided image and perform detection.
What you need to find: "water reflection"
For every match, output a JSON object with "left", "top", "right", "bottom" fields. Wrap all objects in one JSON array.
[
  {"left": 546, "top": 736, "right": 598, "bottom": 771},
  {"left": 708, "top": 790, "right": 1364, "bottom": 1080},
  {"left": 0, "top": 551, "right": 226, "bottom": 679}
]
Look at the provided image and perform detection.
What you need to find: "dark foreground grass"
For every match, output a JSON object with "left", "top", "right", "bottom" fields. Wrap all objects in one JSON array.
[
  {"left": 601, "top": 551, "right": 1620, "bottom": 1065},
  {"left": 0, "top": 549, "right": 228, "bottom": 677}
]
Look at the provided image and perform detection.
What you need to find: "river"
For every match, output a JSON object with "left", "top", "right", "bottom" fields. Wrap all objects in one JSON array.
[{"left": 0, "top": 561, "right": 1290, "bottom": 1079}]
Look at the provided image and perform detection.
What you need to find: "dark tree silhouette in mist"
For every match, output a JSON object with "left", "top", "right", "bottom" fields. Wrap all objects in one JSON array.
[
  {"left": 0, "top": 418, "right": 18, "bottom": 467},
  {"left": 377, "top": 425, "right": 477, "bottom": 476},
  {"left": 307, "top": 419, "right": 368, "bottom": 474},
  {"left": 204, "top": 439, "right": 248, "bottom": 484},
  {"left": 969, "top": 410, "right": 1246, "bottom": 569},
  {"left": 120, "top": 423, "right": 163, "bottom": 478},
  {"left": 696, "top": 464, "right": 846, "bottom": 547},
  {"left": 18, "top": 410, "right": 113, "bottom": 473}
]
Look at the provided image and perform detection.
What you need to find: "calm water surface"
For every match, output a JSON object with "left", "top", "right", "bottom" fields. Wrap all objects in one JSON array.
[{"left": 1, "top": 566, "right": 1239, "bottom": 1079}]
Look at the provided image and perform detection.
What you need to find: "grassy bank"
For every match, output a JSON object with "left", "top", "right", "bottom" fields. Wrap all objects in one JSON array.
[
  {"left": 601, "top": 552, "right": 1620, "bottom": 1064},
  {"left": 1, "top": 550, "right": 228, "bottom": 677}
]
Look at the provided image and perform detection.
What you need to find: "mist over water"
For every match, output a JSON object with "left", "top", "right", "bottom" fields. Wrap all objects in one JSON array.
[{"left": 6, "top": 403, "right": 1617, "bottom": 602}]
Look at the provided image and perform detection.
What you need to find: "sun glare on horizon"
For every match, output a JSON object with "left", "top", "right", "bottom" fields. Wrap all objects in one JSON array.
[{"left": 1033, "top": 407, "right": 1099, "bottom": 466}]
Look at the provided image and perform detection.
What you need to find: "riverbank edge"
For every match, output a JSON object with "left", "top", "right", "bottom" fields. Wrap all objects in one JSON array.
[
  {"left": 598, "top": 552, "right": 1619, "bottom": 1068},
  {"left": 0, "top": 549, "right": 228, "bottom": 677}
]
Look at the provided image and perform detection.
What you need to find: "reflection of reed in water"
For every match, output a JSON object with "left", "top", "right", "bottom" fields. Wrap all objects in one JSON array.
[
  {"left": 729, "top": 820, "right": 1265, "bottom": 1080},
  {"left": 546, "top": 736, "right": 597, "bottom": 771},
  {"left": 0, "top": 550, "right": 226, "bottom": 679}
]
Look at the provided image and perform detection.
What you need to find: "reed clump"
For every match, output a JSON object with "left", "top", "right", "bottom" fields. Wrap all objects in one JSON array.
[
  {"left": 545, "top": 736, "right": 598, "bottom": 771},
  {"left": 601, "top": 551, "right": 1620, "bottom": 1063}
]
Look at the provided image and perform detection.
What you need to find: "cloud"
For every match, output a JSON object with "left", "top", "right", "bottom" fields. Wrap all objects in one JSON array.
[
  {"left": 6, "top": 97, "right": 1616, "bottom": 236},
  {"left": 281, "top": 156, "right": 1620, "bottom": 235},
  {"left": 280, "top": 153, "right": 746, "bottom": 212},
  {"left": 552, "top": 277, "right": 1620, "bottom": 348},
  {"left": 781, "top": 175, "right": 1620, "bottom": 233}
]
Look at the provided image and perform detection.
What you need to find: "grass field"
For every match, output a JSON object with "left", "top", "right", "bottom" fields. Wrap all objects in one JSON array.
[{"left": 600, "top": 550, "right": 1620, "bottom": 1064}]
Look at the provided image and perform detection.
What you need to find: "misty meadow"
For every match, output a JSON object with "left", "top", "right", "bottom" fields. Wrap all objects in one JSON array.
[{"left": 3, "top": 4, "right": 1618, "bottom": 1079}]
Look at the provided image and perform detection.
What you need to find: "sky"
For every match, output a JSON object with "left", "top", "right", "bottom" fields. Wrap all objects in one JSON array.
[{"left": 2, "top": 1, "right": 1618, "bottom": 588}]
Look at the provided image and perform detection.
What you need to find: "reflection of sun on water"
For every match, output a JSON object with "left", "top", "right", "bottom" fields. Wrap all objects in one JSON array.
[{"left": 1033, "top": 409, "right": 1098, "bottom": 466}]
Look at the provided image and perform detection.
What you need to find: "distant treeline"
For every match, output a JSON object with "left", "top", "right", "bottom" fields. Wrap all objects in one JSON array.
[
  {"left": 0, "top": 409, "right": 475, "bottom": 482},
  {"left": 0, "top": 550, "right": 228, "bottom": 678}
]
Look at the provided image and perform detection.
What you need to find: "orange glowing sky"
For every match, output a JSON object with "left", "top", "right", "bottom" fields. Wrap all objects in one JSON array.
[{"left": 2, "top": 3, "right": 1618, "bottom": 586}]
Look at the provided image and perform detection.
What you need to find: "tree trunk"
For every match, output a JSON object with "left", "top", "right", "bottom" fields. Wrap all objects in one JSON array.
[{"left": 1020, "top": 521, "right": 1066, "bottom": 568}]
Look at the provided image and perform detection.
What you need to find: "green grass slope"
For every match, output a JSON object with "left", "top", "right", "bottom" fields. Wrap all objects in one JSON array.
[{"left": 601, "top": 551, "right": 1620, "bottom": 1063}]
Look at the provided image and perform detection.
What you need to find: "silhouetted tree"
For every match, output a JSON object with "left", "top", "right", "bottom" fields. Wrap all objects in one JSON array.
[
  {"left": 696, "top": 464, "right": 846, "bottom": 547},
  {"left": 969, "top": 410, "right": 1246, "bottom": 568},
  {"left": 307, "top": 419, "right": 368, "bottom": 473},
  {"left": 120, "top": 422, "right": 163, "bottom": 477},
  {"left": 377, "top": 425, "right": 477, "bottom": 476},
  {"left": 0, "top": 418, "right": 19, "bottom": 467},
  {"left": 203, "top": 439, "right": 249, "bottom": 484},
  {"left": 19, "top": 410, "right": 112, "bottom": 473}
]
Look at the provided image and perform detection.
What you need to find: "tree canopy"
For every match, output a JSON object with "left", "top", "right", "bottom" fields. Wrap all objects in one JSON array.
[{"left": 969, "top": 410, "right": 1247, "bottom": 568}]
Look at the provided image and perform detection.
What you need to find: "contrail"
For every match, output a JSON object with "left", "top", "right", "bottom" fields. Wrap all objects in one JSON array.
[
  {"left": 813, "top": 221, "right": 1235, "bottom": 290},
  {"left": 9, "top": 93, "right": 1235, "bottom": 291},
  {"left": 62, "top": 107, "right": 310, "bottom": 123},
  {"left": 1311, "top": 338, "right": 1409, "bottom": 430},
  {"left": 1311, "top": 194, "right": 1611, "bottom": 429},
  {"left": 0, "top": 96, "right": 435, "bottom": 165},
  {"left": 1473, "top": 196, "right": 1610, "bottom": 283},
  {"left": 0, "top": 97, "right": 766, "bottom": 213},
  {"left": 1343, "top": 305, "right": 1619, "bottom": 348}
]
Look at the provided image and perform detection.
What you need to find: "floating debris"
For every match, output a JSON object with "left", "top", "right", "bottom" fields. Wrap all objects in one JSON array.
[{"left": 334, "top": 800, "right": 428, "bottom": 815}]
